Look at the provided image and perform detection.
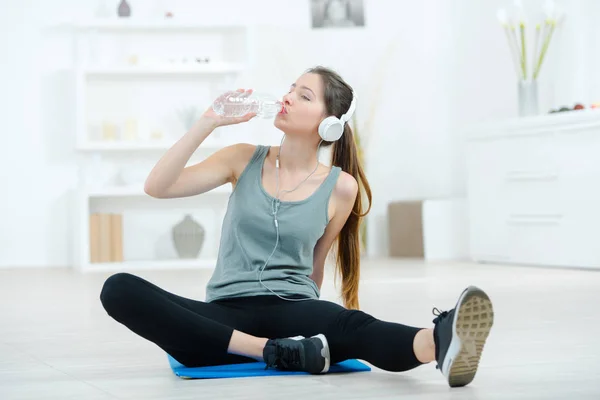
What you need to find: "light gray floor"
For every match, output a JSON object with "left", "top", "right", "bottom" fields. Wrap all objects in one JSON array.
[{"left": 1, "top": 258, "right": 599, "bottom": 399}]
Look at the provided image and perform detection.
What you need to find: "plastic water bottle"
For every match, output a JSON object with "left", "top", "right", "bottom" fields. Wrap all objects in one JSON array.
[{"left": 212, "top": 91, "right": 283, "bottom": 118}]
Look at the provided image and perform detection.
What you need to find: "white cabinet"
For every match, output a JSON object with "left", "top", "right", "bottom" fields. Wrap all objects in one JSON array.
[{"left": 465, "top": 110, "right": 600, "bottom": 269}]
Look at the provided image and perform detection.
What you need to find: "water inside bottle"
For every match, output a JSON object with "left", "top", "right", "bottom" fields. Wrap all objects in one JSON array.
[
  {"left": 212, "top": 91, "right": 254, "bottom": 117},
  {"left": 212, "top": 91, "right": 283, "bottom": 118}
]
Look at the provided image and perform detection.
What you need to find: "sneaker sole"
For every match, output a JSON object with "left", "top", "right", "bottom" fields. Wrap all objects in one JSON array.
[
  {"left": 443, "top": 286, "right": 494, "bottom": 388},
  {"left": 312, "top": 334, "right": 331, "bottom": 374}
]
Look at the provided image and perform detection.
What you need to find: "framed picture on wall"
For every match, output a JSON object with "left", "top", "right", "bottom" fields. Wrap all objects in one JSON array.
[{"left": 310, "top": 0, "right": 365, "bottom": 28}]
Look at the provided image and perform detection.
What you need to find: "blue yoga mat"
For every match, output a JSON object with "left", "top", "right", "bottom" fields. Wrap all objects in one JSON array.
[{"left": 167, "top": 354, "right": 371, "bottom": 379}]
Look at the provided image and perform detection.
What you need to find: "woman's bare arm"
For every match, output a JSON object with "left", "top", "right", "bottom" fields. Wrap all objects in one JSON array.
[{"left": 144, "top": 90, "right": 256, "bottom": 199}]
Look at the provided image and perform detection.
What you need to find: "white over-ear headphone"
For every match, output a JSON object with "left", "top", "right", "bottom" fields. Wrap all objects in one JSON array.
[{"left": 318, "top": 90, "right": 357, "bottom": 142}]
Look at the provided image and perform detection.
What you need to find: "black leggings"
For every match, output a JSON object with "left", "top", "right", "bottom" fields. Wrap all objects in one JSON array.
[{"left": 99, "top": 272, "right": 424, "bottom": 372}]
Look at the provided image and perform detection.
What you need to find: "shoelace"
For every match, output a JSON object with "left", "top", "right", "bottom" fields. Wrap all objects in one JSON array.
[
  {"left": 432, "top": 307, "right": 448, "bottom": 324},
  {"left": 277, "top": 345, "right": 302, "bottom": 369},
  {"left": 265, "top": 343, "right": 302, "bottom": 370},
  {"left": 431, "top": 307, "right": 448, "bottom": 370}
]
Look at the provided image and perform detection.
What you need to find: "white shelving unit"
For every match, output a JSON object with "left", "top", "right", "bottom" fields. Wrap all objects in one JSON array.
[{"left": 69, "top": 17, "right": 254, "bottom": 272}]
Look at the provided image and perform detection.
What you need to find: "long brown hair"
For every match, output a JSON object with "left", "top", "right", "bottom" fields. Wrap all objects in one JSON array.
[{"left": 307, "top": 66, "right": 372, "bottom": 310}]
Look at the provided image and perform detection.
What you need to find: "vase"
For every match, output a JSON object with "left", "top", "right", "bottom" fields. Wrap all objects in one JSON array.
[
  {"left": 118, "top": 0, "right": 131, "bottom": 17},
  {"left": 518, "top": 80, "right": 539, "bottom": 117},
  {"left": 171, "top": 215, "right": 205, "bottom": 259}
]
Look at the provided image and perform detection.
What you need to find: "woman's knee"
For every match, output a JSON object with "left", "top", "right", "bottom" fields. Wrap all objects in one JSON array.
[
  {"left": 335, "top": 309, "right": 376, "bottom": 332},
  {"left": 99, "top": 272, "right": 138, "bottom": 314}
]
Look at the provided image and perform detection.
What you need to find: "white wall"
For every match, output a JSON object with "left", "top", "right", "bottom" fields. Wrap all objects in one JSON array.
[
  {"left": 0, "top": 1, "right": 79, "bottom": 267},
  {"left": 365, "top": 0, "right": 600, "bottom": 256},
  {"left": 1, "top": 0, "right": 599, "bottom": 267}
]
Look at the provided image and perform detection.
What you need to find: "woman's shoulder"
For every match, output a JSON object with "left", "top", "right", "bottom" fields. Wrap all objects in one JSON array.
[
  {"left": 227, "top": 142, "right": 258, "bottom": 153},
  {"left": 316, "top": 164, "right": 357, "bottom": 202},
  {"left": 324, "top": 170, "right": 358, "bottom": 224},
  {"left": 332, "top": 170, "right": 358, "bottom": 203},
  {"left": 225, "top": 141, "right": 256, "bottom": 160},
  {"left": 225, "top": 143, "right": 269, "bottom": 182},
  {"left": 223, "top": 143, "right": 265, "bottom": 160}
]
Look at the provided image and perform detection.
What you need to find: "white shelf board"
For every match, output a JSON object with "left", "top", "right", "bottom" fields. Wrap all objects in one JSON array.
[
  {"left": 84, "top": 184, "right": 231, "bottom": 198},
  {"left": 66, "top": 18, "right": 248, "bottom": 32},
  {"left": 76, "top": 141, "right": 226, "bottom": 152},
  {"left": 77, "top": 140, "right": 176, "bottom": 151},
  {"left": 82, "top": 63, "right": 245, "bottom": 76},
  {"left": 84, "top": 258, "right": 216, "bottom": 272}
]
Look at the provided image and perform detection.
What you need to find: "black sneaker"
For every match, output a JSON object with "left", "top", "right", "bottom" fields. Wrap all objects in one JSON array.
[
  {"left": 432, "top": 286, "right": 494, "bottom": 387},
  {"left": 263, "top": 334, "right": 330, "bottom": 374}
]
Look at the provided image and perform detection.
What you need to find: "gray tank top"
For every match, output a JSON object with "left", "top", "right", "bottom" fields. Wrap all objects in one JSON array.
[{"left": 205, "top": 145, "right": 341, "bottom": 302}]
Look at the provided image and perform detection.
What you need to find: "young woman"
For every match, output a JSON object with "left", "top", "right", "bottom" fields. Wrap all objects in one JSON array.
[{"left": 100, "top": 66, "right": 494, "bottom": 388}]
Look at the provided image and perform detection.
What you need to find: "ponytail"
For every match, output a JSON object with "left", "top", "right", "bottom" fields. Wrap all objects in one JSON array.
[{"left": 330, "top": 124, "right": 372, "bottom": 310}]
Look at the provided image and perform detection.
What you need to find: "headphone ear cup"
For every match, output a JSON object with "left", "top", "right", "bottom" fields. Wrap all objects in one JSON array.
[{"left": 318, "top": 116, "right": 344, "bottom": 142}]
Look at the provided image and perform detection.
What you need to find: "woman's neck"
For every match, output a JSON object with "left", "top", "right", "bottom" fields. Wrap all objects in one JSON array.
[{"left": 276, "top": 136, "right": 321, "bottom": 173}]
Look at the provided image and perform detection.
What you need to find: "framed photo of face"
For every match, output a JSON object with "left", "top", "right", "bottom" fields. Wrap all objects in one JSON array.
[{"left": 310, "top": 0, "right": 366, "bottom": 28}]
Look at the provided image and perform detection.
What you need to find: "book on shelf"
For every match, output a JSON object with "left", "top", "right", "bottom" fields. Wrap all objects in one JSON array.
[{"left": 90, "top": 213, "right": 123, "bottom": 263}]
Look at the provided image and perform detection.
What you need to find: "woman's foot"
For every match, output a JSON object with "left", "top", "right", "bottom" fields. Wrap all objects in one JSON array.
[
  {"left": 263, "top": 334, "right": 331, "bottom": 374},
  {"left": 432, "top": 286, "right": 494, "bottom": 387}
]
